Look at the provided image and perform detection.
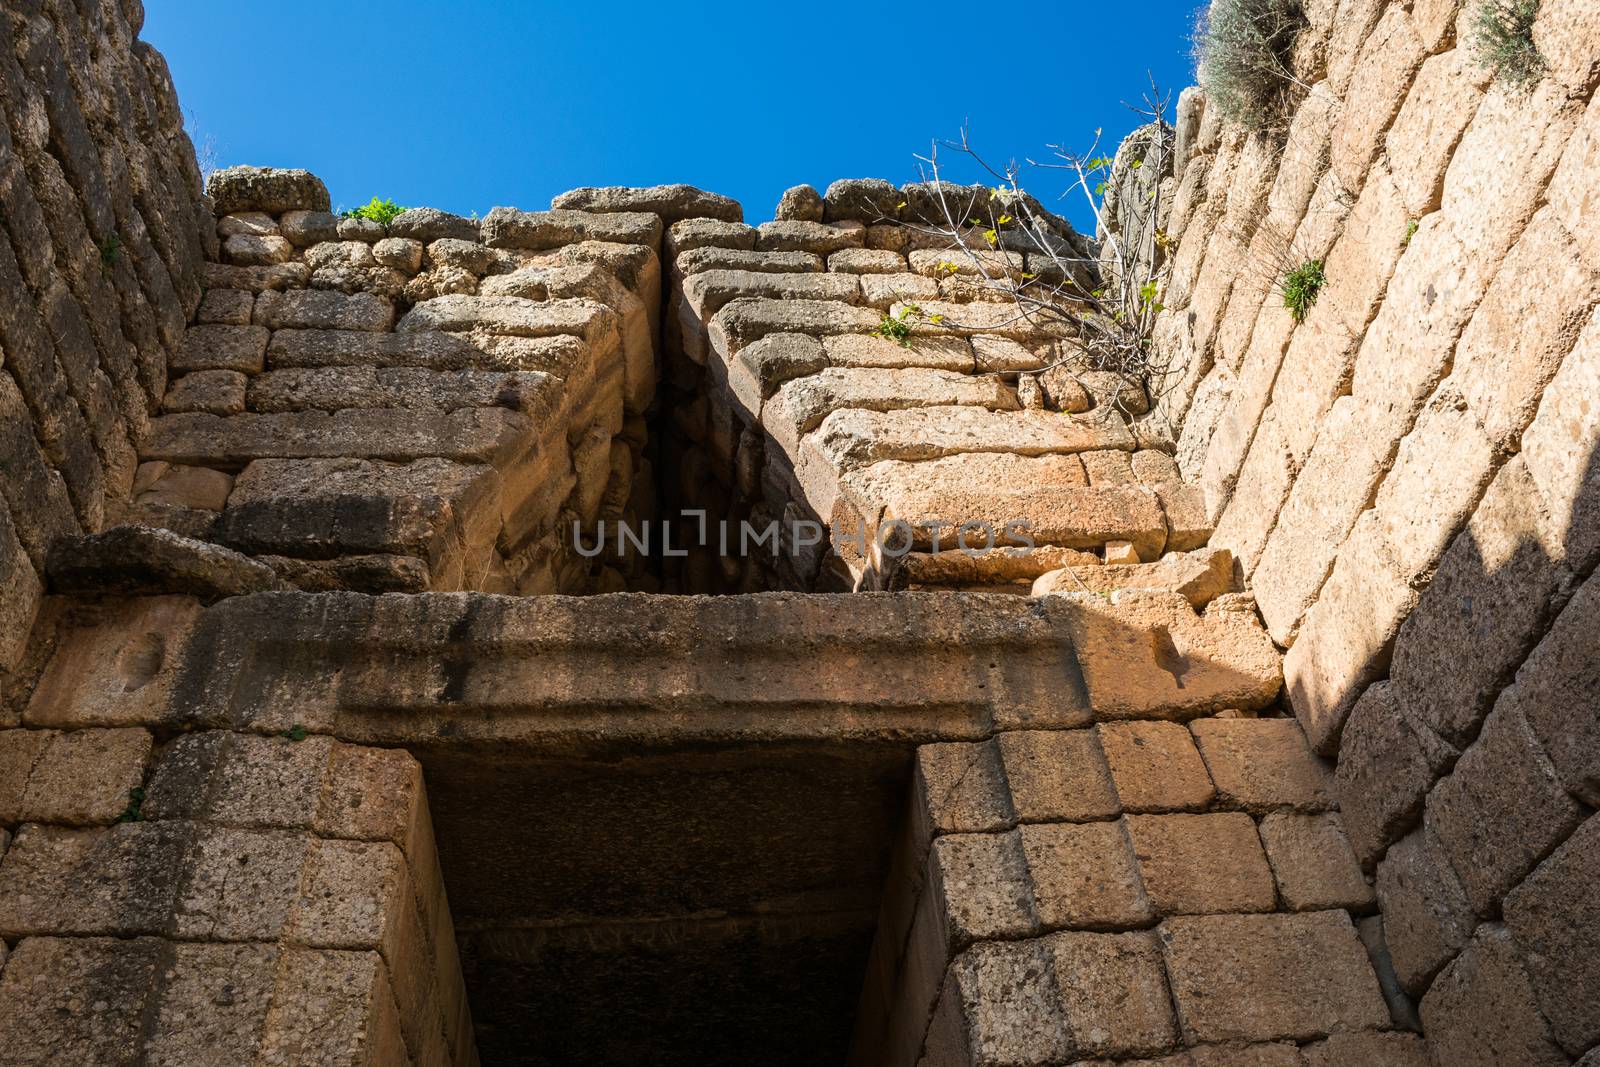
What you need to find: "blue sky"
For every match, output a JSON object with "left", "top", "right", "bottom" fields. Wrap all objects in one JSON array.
[{"left": 144, "top": 1, "right": 1202, "bottom": 231}]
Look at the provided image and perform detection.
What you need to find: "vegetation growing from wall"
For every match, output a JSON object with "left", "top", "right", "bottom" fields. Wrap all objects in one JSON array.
[
  {"left": 1192, "top": 0, "right": 1309, "bottom": 132},
  {"left": 344, "top": 196, "right": 407, "bottom": 225},
  {"left": 1280, "top": 259, "right": 1325, "bottom": 323},
  {"left": 1471, "top": 0, "right": 1545, "bottom": 88}
]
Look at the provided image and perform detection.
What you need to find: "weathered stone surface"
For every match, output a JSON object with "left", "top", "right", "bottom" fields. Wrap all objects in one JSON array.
[
  {"left": 266, "top": 326, "right": 496, "bottom": 370},
  {"left": 0, "top": 937, "right": 164, "bottom": 1064},
  {"left": 929, "top": 831, "right": 1038, "bottom": 943},
  {"left": 553, "top": 183, "right": 741, "bottom": 223},
  {"left": 0, "top": 727, "right": 151, "bottom": 825},
  {"left": 682, "top": 268, "right": 860, "bottom": 318},
  {"left": 1020, "top": 820, "right": 1153, "bottom": 929},
  {"left": 480, "top": 206, "right": 661, "bottom": 250},
  {"left": 774, "top": 184, "right": 824, "bottom": 222},
  {"left": 218, "top": 212, "right": 279, "bottom": 237},
  {"left": 1259, "top": 812, "right": 1374, "bottom": 912},
  {"left": 279, "top": 209, "right": 339, "bottom": 247},
  {"left": 1426, "top": 703, "right": 1583, "bottom": 918},
  {"left": 398, "top": 295, "right": 617, "bottom": 352},
  {"left": 1420, "top": 925, "right": 1569, "bottom": 1067},
  {"left": 46, "top": 525, "right": 285, "bottom": 599},
  {"left": 1301, "top": 1031, "right": 1429, "bottom": 1067},
  {"left": 665, "top": 217, "right": 758, "bottom": 255},
  {"left": 822, "top": 178, "right": 900, "bottom": 222},
  {"left": 219, "top": 457, "right": 500, "bottom": 562},
  {"left": 426, "top": 237, "right": 494, "bottom": 274},
  {"left": 201, "top": 261, "right": 311, "bottom": 293},
  {"left": 254, "top": 289, "right": 394, "bottom": 332},
  {"left": 754, "top": 220, "right": 864, "bottom": 254},
  {"left": 821, "top": 333, "right": 973, "bottom": 373},
  {"left": 1504, "top": 815, "right": 1600, "bottom": 1056},
  {"left": 710, "top": 298, "right": 883, "bottom": 352},
  {"left": 1190, "top": 717, "right": 1335, "bottom": 813},
  {"left": 172, "top": 323, "right": 268, "bottom": 373},
  {"left": 925, "top": 940, "right": 1069, "bottom": 1066},
  {"left": 142, "top": 408, "right": 532, "bottom": 466},
  {"left": 371, "top": 236, "right": 423, "bottom": 273},
  {"left": 1375, "top": 825, "right": 1478, "bottom": 993},
  {"left": 1034, "top": 548, "right": 1236, "bottom": 608},
  {"left": 675, "top": 247, "right": 822, "bottom": 277},
  {"left": 1046, "top": 931, "right": 1179, "bottom": 1059},
  {"left": 247, "top": 365, "right": 556, "bottom": 415},
  {"left": 995, "top": 729, "right": 1119, "bottom": 823},
  {"left": 387, "top": 206, "right": 480, "bottom": 243},
  {"left": 207, "top": 166, "right": 330, "bottom": 214},
  {"left": 160, "top": 369, "right": 247, "bottom": 415},
  {"left": 1515, "top": 573, "right": 1600, "bottom": 806},
  {"left": 1125, "top": 812, "right": 1277, "bottom": 915},
  {"left": 1096, "top": 720, "right": 1216, "bottom": 813},
  {"left": 223, "top": 232, "right": 293, "bottom": 266},
  {"left": 196, "top": 288, "right": 253, "bottom": 325},
  {"left": 766, "top": 367, "right": 1017, "bottom": 452},
  {"left": 1160, "top": 911, "right": 1390, "bottom": 1044},
  {"left": 813, "top": 407, "right": 1132, "bottom": 472},
  {"left": 914, "top": 741, "right": 1013, "bottom": 836},
  {"left": 1335, "top": 681, "right": 1452, "bottom": 868}
]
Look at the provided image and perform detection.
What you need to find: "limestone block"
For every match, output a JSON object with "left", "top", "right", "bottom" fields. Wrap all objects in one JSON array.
[
  {"left": 913, "top": 740, "right": 1013, "bottom": 837},
  {"left": 1419, "top": 925, "right": 1569, "bottom": 1067},
  {"left": 0, "top": 936, "right": 164, "bottom": 1064},
  {"left": 1426, "top": 704, "right": 1583, "bottom": 917},
  {"left": 821, "top": 333, "right": 972, "bottom": 373},
  {"left": 1160, "top": 911, "right": 1390, "bottom": 1044},
  {"left": 1549, "top": 92, "right": 1600, "bottom": 274},
  {"left": 765, "top": 367, "right": 1017, "bottom": 455},
  {"left": 813, "top": 407, "right": 1132, "bottom": 474},
  {"left": 45, "top": 526, "right": 285, "bottom": 599},
  {"left": 278, "top": 209, "right": 339, "bottom": 247},
  {"left": 141, "top": 942, "right": 283, "bottom": 1065},
  {"left": 425, "top": 237, "right": 493, "bottom": 275},
  {"left": 972, "top": 336, "right": 1045, "bottom": 373},
  {"left": 822, "top": 178, "right": 900, "bottom": 223},
  {"left": 665, "top": 217, "right": 757, "bottom": 256},
  {"left": 172, "top": 323, "right": 268, "bottom": 373},
  {"left": 398, "top": 295, "right": 617, "bottom": 353},
  {"left": 1513, "top": 575, "right": 1600, "bottom": 806},
  {"left": 1259, "top": 812, "right": 1374, "bottom": 911},
  {"left": 994, "top": 729, "right": 1119, "bottom": 823},
  {"left": 1533, "top": 0, "right": 1600, "bottom": 94},
  {"left": 201, "top": 261, "right": 311, "bottom": 293},
  {"left": 1504, "top": 816, "right": 1600, "bottom": 1055},
  {"left": 388, "top": 206, "right": 480, "bottom": 243},
  {"left": 774, "top": 184, "right": 823, "bottom": 222},
  {"left": 1521, "top": 307, "right": 1600, "bottom": 572},
  {"left": 681, "top": 268, "right": 860, "bottom": 318},
  {"left": 859, "top": 271, "right": 940, "bottom": 308},
  {"left": 161, "top": 369, "right": 246, "bottom": 415},
  {"left": 1190, "top": 717, "right": 1335, "bottom": 813},
  {"left": 1386, "top": 48, "right": 1491, "bottom": 217},
  {"left": 196, "top": 287, "right": 253, "bottom": 325},
  {"left": 142, "top": 406, "right": 532, "bottom": 467},
  {"left": 219, "top": 456, "right": 501, "bottom": 562},
  {"left": 1018, "top": 820, "right": 1152, "bottom": 928},
  {"left": 206, "top": 166, "right": 330, "bottom": 214},
  {"left": 553, "top": 183, "right": 741, "bottom": 223},
  {"left": 254, "top": 289, "right": 394, "bottom": 332},
  {"left": 1301, "top": 1031, "right": 1429, "bottom": 1067},
  {"left": 1035, "top": 547, "right": 1234, "bottom": 608},
  {"left": 923, "top": 940, "right": 1069, "bottom": 1066},
  {"left": 675, "top": 247, "right": 822, "bottom": 276},
  {"left": 480, "top": 206, "right": 661, "bottom": 251},
  {"left": 709, "top": 298, "right": 883, "bottom": 353},
  {"left": 753, "top": 221, "right": 863, "bottom": 255},
  {"left": 1330, "top": 6, "right": 1427, "bottom": 191},
  {"left": 266, "top": 325, "right": 495, "bottom": 370},
  {"left": 1335, "top": 681, "right": 1455, "bottom": 868},
  {"left": 1388, "top": 458, "right": 1568, "bottom": 748},
  {"left": 828, "top": 248, "right": 906, "bottom": 274},
  {"left": 0, "top": 727, "right": 150, "bottom": 825},
  {"left": 134, "top": 464, "right": 234, "bottom": 512},
  {"left": 223, "top": 232, "right": 293, "bottom": 266},
  {"left": 1375, "top": 825, "right": 1477, "bottom": 992},
  {"left": 336, "top": 216, "right": 385, "bottom": 242},
  {"left": 1125, "top": 812, "right": 1277, "bottom": 915},
  {"left": 1045, "top": 931, "right": 1179, "bottom": 1059},
  {"left": 928, "top": 831, "right": 1038, "bottom": 944},
  {"left": 0, "top": 514, "right": 41, "bottom": 671},
  {"left": 254, "top": 948, "right": 410, "bottom": 1067},
  {"left": 1096, "top": 720, "right": 1216, "bottom": 813},
  {"left": 218, "top": 211, "right": 279, "bottom": 237},
  {"left": 1282, "top": 512, "right": 1420, "bottom": 753},
  {"left": 371, "top": 236, "right": 423, "bottom": 273},
  {"left": 144, "top": 732, "right": 333, "bottom": 829},
  {"left": 1057, "top": 591, "right": 1283, "bottom": 720}
]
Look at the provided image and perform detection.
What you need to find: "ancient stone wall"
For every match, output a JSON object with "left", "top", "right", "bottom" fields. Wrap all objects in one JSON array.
[
  {"left": 1156, "top": 0, "right": 1600, "bottom": 1058},
  {"left": 0, "top": 0, "right": 211, "bottom": 676}
]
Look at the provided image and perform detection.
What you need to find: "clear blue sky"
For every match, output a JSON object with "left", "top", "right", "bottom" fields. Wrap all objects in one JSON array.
[{"left": 144, "top": 1, "right": 1202, "bottom": 230}]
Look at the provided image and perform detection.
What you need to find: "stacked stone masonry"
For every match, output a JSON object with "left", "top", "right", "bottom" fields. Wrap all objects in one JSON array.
[
  {"left": 1153, "top": 0, "right": 1600, "bottom": 1063},
  {"left": 1, "top": 0, "right": 1597, "bottom": 1064}
]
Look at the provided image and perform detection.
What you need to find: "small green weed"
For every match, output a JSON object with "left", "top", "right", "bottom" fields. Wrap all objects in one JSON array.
[
  {"left": 1472, "top": 0, "right": 1545, "bottom": 88},
  {"left": 343, "top": 197, "right": 407, "bottom": 226},
  {"left": 116, "top": 786, "right": 146, "bottom": 823},
  {"left": 280, "top": 724, "right": 308, "bottom": 742},
  {"left": 1280, "top": 259, "right": 1326, "bottom": 323},
  {"left": 98, "top": 234, "right": 121, "bottom": 276},
  {"left": 1404, "top": 219, "right": 1419, "bottom": 246}
]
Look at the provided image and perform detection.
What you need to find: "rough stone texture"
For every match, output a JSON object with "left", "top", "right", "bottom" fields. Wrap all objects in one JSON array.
[
  {"left": 1504, "top": 816, "right": 1600, "bottom": 1057},
  {"left": 1190, "top": 718, "right": 1336, "bottom": 813},
  {"left": 1020, "top": 820, "right": 1153, "bottom": 929},
  {"left": 1125, "top": 812, "right": 1277, "bottom": 915},
  {"left": 1097, "top": 720, "right": 1216, "bottom": 813},
  {"left": 1161, "top": 911, "right": 1390, "bottom": 1044},
  {"left": 1258, "top": 812, "right": 1374, "bottom": 912},
  {"left": 1376, "top": 825, "right": 1478, "bottom": 994},
  {"left": 45, "top": 525, "right": 286, "bottom": 599},
  {"left": 207, "top": 166, "right": 331, "bottom": 214},
  {"left": 1420, "top": 925, "right": 1570, "bottom": 1067}
]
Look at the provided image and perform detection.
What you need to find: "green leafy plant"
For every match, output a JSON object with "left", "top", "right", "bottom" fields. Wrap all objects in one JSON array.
[
  {"left": 343, "top": 197, "right": 407, "bottom": 226},
  {"left": 874, "top": 309, "right": 915, "bottom": 347},
  {"left": 1472, "top": 0, "right": 1544, "bottom": 88},
  {"left": 116, "top": 786, "right": 146, "bottom": 823},
  {"left": 1193, "top": 0, "right": 1310, "bottom": 132},
  {"left": 97, "top": 234, "right": 121, "bottom": 276},
  {"left": 280, "top": 724, "right": 308, "bottom": 742},
  {"left": 1404, "top": 219, "right": 1419, "bottom": 246},
  {"left": 1280, "top": 259, "right": 1326, "bottom": 323}
]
